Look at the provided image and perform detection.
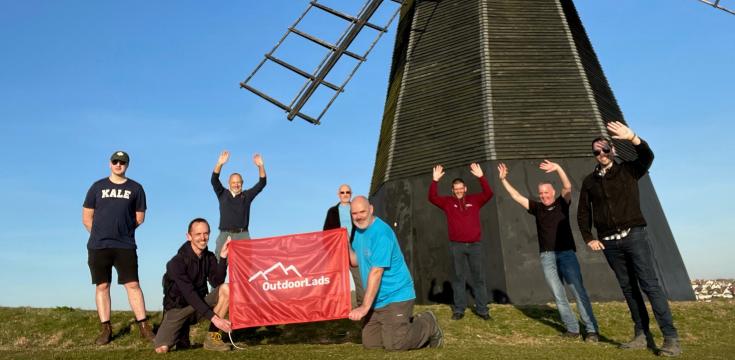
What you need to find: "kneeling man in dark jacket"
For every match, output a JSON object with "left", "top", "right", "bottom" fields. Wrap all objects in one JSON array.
[{"left": 154, "top": 218, "right": 232, "bottom": 353}]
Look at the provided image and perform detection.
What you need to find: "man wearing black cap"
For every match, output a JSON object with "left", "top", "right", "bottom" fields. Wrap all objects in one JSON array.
[{"left": 82, "top": 150, "right": 154, "bottom": 345}]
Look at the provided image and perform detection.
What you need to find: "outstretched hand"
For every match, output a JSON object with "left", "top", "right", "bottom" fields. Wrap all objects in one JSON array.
[
  {"left": 432, "top": 165, "right": 445, "bottom": 182},
  {"left": 607, "top": 121, "right": 635, "bottom": 141},
  {"left": 217, "top": 151, "right": 230, "bottom": 166},
  {"left": 539, "top": 160, "right": 559, "bottom": 173},
  {"left": 253, "top": 153, "right": 264, "bottom": 167},
  {"left": 497, "top": 163, "right": 508, "bottom": 180},
  {"left": 469, "top": 163, "right": 484, "bottom": 178}
]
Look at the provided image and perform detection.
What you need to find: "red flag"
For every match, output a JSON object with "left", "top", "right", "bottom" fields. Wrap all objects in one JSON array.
[{"left": 228, "top": 228, "right": 351, "bottom": 329}]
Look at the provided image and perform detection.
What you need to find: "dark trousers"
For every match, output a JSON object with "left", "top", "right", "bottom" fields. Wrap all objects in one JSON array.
[
  {"left": 449, "top": 241, "right": 489, "bottom": 315},
  {"left": 602, "top": 227, "right": 678, "bottom": 339},
  {"left": 361, "top": 300, "right": 437, "bottom": 350}
]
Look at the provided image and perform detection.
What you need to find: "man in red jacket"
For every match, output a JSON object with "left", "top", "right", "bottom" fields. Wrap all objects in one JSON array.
[{"left": 429, "top": 163, "right": 494, "bottom": 320}]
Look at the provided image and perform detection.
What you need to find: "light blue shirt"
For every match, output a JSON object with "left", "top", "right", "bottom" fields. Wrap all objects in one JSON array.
[
  {"left": 338, "top": 204, "right": 352, "bottom": 235},
  {"left": 352, "top": 217, "right": 415, "bottom": 309}
]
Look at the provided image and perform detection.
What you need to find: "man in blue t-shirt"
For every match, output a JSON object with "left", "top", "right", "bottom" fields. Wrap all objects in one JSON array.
[
  {"left": 82, "top": 151, "right": 153, "bottom": 345},
  {"left": 348, "top": 196, "right": 443, "bottom": 350},
  {"left": 322, "top": 184, "right": 364, "bottom": 305}
]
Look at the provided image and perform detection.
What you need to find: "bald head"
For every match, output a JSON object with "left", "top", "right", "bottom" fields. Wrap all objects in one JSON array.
[
  {"left": 228, "top": 173, "right": 243, "bottom": 195},
  {"left": 338, "top": 184, "right": 352, "bottom": 205},
  {"left": 350, "top": 196, "right": 373, "bottom": 229}
]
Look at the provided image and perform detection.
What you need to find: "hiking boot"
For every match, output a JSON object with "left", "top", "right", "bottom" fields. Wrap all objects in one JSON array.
[
  {"left": 95, "top": 322, "right": 112, "bottom": 345},
  {"left": 203, "top": 332, "right": 231, "bottom": 351},
  {"left": 137, "top": 319, "right": 155, "bottom": 342},
  {"left": 422, "top": 311, "right": 444, "bottom": 348},
  {"left": 659, "top": 337, "right": 682, "bottom": 357},
  {"left": 561, "top": 331, "right": 580, "bottom": 339},
  {"left": 619, "top": 332, "right": 647, "bottom": 349},
  {"left": 451, "top": 312, "right": 464, "bottom": 321},
  {"left": 585, "top": 332, "right": 599, "bottom": 343}
]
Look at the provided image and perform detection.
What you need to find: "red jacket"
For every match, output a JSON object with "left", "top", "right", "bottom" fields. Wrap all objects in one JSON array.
[{"left": 428, "top": 176, "right": 493, "bottom": 242}]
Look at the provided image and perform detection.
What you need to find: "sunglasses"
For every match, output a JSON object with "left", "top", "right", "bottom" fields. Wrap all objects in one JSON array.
[
  {"left": 112, "top": 160, "right": 127, "bottom": 165},
  {"left": 592, "top": 147, "right": 611, "bottom": 156},
  {"left": 340, "top": 191, "right": 351, "bottom": 194}
]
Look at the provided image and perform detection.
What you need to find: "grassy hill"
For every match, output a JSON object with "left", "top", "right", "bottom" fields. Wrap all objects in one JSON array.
[{"left": 1, "top": 301, "right": 733, "bottom": 359}]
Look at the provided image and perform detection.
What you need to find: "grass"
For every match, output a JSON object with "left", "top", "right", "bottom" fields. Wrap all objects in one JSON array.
[{"left": 0, "top": 301, "right": 733, "bottom": 359}]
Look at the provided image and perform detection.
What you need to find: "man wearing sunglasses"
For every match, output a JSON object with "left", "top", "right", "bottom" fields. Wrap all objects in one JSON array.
[
  {"left": 323, "top": 184, "right": 364, "bottom": 306},
  {"left": 82, "top": 150, "right": 154, "bottom": 345},
  {"left": 211, "top": 150, "right": 266, "bottom": 260},
  {"left": 577, "top": 121, "right": 681, "bottom": 357}
]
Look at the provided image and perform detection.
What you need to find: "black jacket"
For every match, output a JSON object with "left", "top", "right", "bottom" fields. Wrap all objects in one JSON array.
[
  {"left": 323, "top": 203, "right": 356, "bottom": 242},
  {"left": 577, "top": 140, "right": 654, "bottom": 242},
  {"left": 162, "top": 242, "right": 227, "bottom": 319},
  {"left": 211, "top": 172, "right": 266, "bottom": 231}
]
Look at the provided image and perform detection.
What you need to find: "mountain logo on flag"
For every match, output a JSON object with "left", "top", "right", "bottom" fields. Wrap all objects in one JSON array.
[{"left": 248, "top": 262, "right": 303, "bottom": 282}]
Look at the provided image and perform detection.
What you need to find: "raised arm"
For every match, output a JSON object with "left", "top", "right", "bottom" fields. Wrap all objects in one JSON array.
[
  {"left": 253, "top": 153, "right": 266, "bottom": 178},
  {"left": 497, "top": 163, "right": 529, "bottom": 210},
  {"left": 539, "top": 160, "right": 572, "bottom": 203},
  {"left": 213, "top": 150, "right": 229, "bottom": 174},
  {"left": 471, "top": 163, "right": 494, "bottom": 204},
  {"left": 428, "top": 165, "right": 446, "bottom": 206},
  {"left": 607, "top": 121, "right": 653, "bottom": 178}
]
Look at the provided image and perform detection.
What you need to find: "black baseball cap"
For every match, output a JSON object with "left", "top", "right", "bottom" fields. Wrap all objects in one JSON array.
[{"left": 110, "top": 151, "right": 130, "bottom": 163}]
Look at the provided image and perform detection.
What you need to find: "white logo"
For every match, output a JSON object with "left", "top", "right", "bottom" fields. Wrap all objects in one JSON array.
[
  {"left": 248, "top": 262, "right": 302, "bottom": 282},
  {"left": 249, "top": 262, "right": 330, "bottom": 292}
]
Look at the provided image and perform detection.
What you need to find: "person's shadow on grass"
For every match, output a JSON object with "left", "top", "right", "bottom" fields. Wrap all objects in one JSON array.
[{"left": 514, "top": 304, "right": 620, "bottom": 346}]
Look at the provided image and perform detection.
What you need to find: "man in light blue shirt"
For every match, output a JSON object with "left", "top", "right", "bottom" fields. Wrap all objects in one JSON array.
[{"left": 348, "top": 196, "right": 443, "bottom": 350}]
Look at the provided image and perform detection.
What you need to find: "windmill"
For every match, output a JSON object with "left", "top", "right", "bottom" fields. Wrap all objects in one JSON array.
[{"left": 239, "top": 0, "right": 728, "bottom": 304}]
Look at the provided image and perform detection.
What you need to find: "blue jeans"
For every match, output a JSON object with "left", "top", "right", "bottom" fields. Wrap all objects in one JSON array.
[
  {"left": 602, "top": 227, "right": 678, "bottom": 339},
  {"left": 449, "top": 242, "right": 489, "bottom": 315},
  {"left": 540, "top": 250, "right": 598, "bottom": 334}
]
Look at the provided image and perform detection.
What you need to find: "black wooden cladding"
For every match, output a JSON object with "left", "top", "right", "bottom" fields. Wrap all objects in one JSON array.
[{"left": 371, "top": 0, "right": 637, "bottom": 195}]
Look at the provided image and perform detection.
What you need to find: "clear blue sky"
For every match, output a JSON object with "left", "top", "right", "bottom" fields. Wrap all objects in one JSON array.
[{"left": 0, "top": 1, "right": 732, "bottom": 310}]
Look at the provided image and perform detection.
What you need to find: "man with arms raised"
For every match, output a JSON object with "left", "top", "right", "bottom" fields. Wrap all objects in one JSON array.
[
  {"left": 154, "top": 218, "right": 232, "bottom": 353},
  {"left": 578, "top": 121, "right": 680, "bottom": 356},
  {"left": 212, "top": 150, "right": 266, "bottom": 259},
  {"left": 498, "top": 160, "right": 599, "bottom": 341},
  {"left": 428, "top": 163, "right": 493, "bottom": 320},
  {"left": 323, "top": 184, "right": 364, "bottom": 305},
  {"left": 82, "top": 150, "right": 154, "bottom": 345},
  {"left": 348, "top": 196, "right": 442, "bottom": 350}
]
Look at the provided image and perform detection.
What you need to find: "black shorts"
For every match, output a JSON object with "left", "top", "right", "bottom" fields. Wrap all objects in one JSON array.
[{"left": 88, "top": 248, "right": 139, "bottom": 285}]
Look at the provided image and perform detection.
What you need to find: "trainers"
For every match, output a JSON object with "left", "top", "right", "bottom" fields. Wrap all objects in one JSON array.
[
  {"left": 423, "top": 311, "right": 444, "bottom": 348},
  {"left": 659, "top": 337, "right": 682, "bottom": 357},
  {"left": 203, "top": 332, "right": 231, "bottom": 351},
  {"left": 619, "top": 332, "right": 647, "bottom": 349},
  {"left": 95, "top": 322, "right": 112, "bottom": 345},
  {"left": 585, "top": 332, "right": 599, "bottom": 343},
  {"left": 475, "top": 312, "right": 491, "bottom": 321},
  {"left": 451, "top": 312, "right": 464, "bottom": 321},
  {"left": 561, "top": 331, "right": 580, "bottom": 339},
  {"left": 137, "top": 319, "right": 155, "bottom": 342}
]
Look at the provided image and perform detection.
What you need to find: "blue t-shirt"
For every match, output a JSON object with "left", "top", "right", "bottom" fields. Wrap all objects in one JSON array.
[
  {"left": 352, "top": 217, "right": 415, "bottom": 309},
  {"left": 338, "top": 204, "right": 352, "bottom": 235},
  {"left": 83, "top": 177, "right": 147, "bottom": 250}
]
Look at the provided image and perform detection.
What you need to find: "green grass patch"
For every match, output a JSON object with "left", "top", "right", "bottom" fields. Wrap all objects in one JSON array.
[{"left": 0, "top": 301, "right": 733, "bottom": 359}]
